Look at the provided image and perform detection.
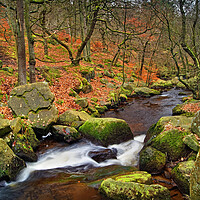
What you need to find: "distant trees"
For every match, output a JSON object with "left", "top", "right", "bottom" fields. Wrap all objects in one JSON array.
[{"left": 151, "top": 0, "right": 200, "bottom": 99}]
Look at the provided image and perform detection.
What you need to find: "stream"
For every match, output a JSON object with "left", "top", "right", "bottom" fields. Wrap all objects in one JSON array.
[{"left": 0, "top": 88, "right": 191, "bottom": 200}]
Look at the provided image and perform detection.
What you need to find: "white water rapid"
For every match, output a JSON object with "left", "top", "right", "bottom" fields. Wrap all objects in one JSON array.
[{"left": 14, "top": 135, "right": 145, "bottom": 183}]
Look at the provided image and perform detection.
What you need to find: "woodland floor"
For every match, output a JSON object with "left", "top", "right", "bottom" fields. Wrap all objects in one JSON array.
[{"left": 0, "top": 35, "right": 200, "bottom": 120}]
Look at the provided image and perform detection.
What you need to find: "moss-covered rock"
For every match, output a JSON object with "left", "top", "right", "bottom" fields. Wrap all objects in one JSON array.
[
  {"left": 11, "top": 133, "right": 38, "bottom": 162},
  {"left": 114, "top": 171, "right": 153, "bottom": 185},
  {"left": 80, "top": 66, "right": 95, "bottom": 81},
  {"left": 190, "top": 149, "right": 200, "bottom": 199},
  {"left": 191, "top": 110, "right": 200, "bottom": 137},
  {"left": 100, "top": 78, "right": 109, "bottom": 85},
  {"left": 95, "top": 105, "right": 108, "bottom": 114},
  {"left": 74, "top": 78, "right": 92, "bottom": 94},
  {"left": 172, "top": 160, "right": 195, "bottom": 194},
  {"left": 58, "top": 110, "right": 92, "bottom": 126},
  {"left": 173, "top": 103, "right": 195, "bottom": 117},
  {"left": 145, "top": 115, "right": 193, "bottom": 143},
  {"left": 74, "top": 97, "right": 88, "bottom": 108},
  {"left": 100, "top": 178, "right": 171, "bottom": 200},
  {"left": 0, "top": 138, "right": 26, "bottom": 181},
  {"left": 133, "top": 87, "right": 160, "bottom": 97},
  {"left": 35, "top": 65, "right": 61, "bottom": 84},
  {"left": 183, "top": 134, "right": 200, "bottom": 152},
  {"left": 79, "top": 118, "right": 133, "bottom": 146},
  {"left": 51, "top": 125, "right": 81, "bottom": 143},
  {"left": 151, "top": 79, "right": 174, "bottom": 89},
  {"left": 150, "top": 129, "right": 191, "bottom": 161},
  {"left": 139, "top": 146, "right": 167, "bottom": 174},
  {"left": 122, "top": 82, "right": 135, "bottom": 94},
  {"left": 0, "top": 118, "right": 11, "bottom": 138},
  {"left": 10, "top": 117, "right": 23, "bottom": 134},
  {"left": 68, "top": 88, "right": 79, "bottom": 97},
  {"left": 104, "top": 69, "right": 115, "bottom": 78}
]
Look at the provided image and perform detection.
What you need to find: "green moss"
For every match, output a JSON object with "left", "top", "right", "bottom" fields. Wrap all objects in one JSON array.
[
  {"left": 139, "top": 147, "right": 167, "bottom": 174},
  {"left": 151, "top": 129, "right": 190, "bottom": 161},
  {"left": 79, "top": 118, "right": 133, "bottom": 146},
  {"left": 100, "top": 178, "right": 171, "bottom": 200},
  {"left": 114, "top": 171, "right": 153, "bottom": 185},
  {"left": 171, "top": 160, "right": 195, "bottom": 194}
]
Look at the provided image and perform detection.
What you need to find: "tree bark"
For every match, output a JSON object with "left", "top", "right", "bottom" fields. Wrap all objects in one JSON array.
[
  {"left": 16, "top": 0, "right": 27, "bottom": 85},
  {"left": 25, "top": 0, "right": 36, "bottom": 83}
]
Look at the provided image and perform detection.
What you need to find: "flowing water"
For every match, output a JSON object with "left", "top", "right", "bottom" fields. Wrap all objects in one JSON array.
[{"left": 0, "top": 88, "right": 191, "bottom": 200}]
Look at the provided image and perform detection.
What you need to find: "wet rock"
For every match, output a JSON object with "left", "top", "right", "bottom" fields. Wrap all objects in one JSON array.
[
  {"left": 151, "top": 129, "right": 191, "bottom": 161},
  {"left": 183, "top": 134, "right": 200, "bottom": 152},
  {"left": 0, "top": 138, "right": 26, "bottom": 181},
  {"left": 0, "top": 118, "right": 11, "bottom": 137},
  {"left": 139, "top": 146, "right": 167, "bottom": 174},
  {"left": 191, "top": 110, "right": 200, "bottom": 137},
  {"left": 88, "top": 148, "right": 117, "bottom": 163},
  {"left": 58, "top": 110, "right": 92, "bottom": 126},
  {"left": 190, "top": 149, "right": 200, "bottom": 199},
  {"left": 51, "top": 125, "right": 81, "bottom": 143},
  {"left": 79, "top": 118, "right": 133, "bottom": 146},
  {"left": 100, "top": 178, "right": 171, "bottom": 200},
  {"left": 171, "top": 160, "right": 195, "bottom": 194},
  {"left": 9, "top": 82, "right": 58, "bottom": 135}
]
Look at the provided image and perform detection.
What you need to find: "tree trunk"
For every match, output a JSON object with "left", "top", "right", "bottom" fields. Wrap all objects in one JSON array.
[
  {"left": 25, "top": 0, "right": 36, "bottom": 83},
  {"left": 16, "top": 0, "right": 27, "bottom": 85}
]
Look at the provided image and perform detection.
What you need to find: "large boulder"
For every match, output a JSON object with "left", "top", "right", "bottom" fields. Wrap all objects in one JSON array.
[
  {"left": 171, "top": 160, "right": 194, "bottom": 195},
  {"left": 9, "top": 82, "right": 58, "bottom": 134},
  {"left": 139, "top": 146, "right": 167, "bottom": 174},
  {"left": 190, "top": 149, "right": 200, "bottom": 199},
  {"left": 150, "top": 129, "right": 191, "bottom": 161},
  {"left": 0, "top": 138, "right": 26, "bottom": 181},
  {"left": 145, "top": 115, "right": 193, "bottom": 143},
  {"left": 100, "top": 178, "right": 171, "bottom": 200},
  {"left": 0, "top": 118, "right": 11, "bottom": 138},
  {"left": 79, "top": 118, "right": 133, "bottom": 146}
]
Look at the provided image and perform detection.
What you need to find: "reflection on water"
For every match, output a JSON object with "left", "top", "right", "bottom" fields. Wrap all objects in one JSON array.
[{"left": 103, "top": 88, "right": 191, "bottom": 136}]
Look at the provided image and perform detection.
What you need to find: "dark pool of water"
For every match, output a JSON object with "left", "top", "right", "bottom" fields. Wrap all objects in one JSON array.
[{"left": 103, "top": 88, "right": 191, "bottom": 136}]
